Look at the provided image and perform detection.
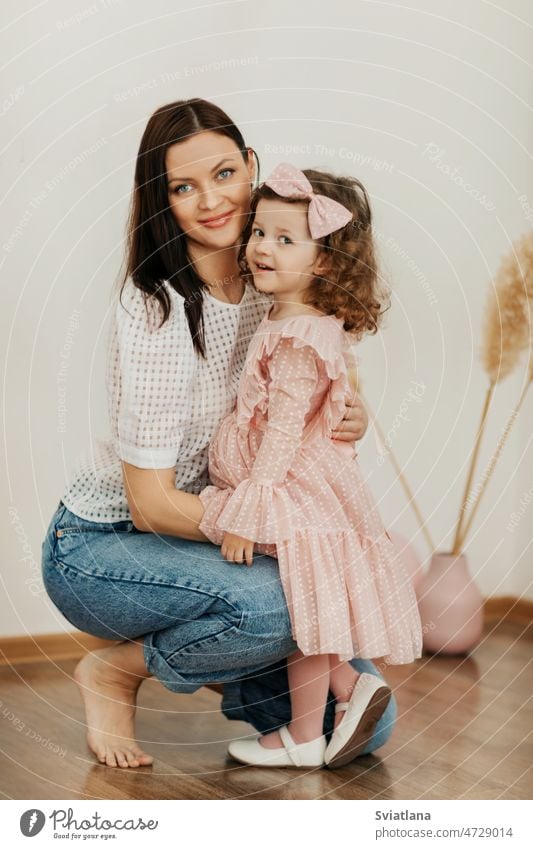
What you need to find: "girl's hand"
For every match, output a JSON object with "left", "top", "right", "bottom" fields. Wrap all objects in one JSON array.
[
  {"left": 221, "top": 532, "right": 255, "bottom": 566},
  {"left": 332, "top": 393, "right": 368, "bottom": 443}
]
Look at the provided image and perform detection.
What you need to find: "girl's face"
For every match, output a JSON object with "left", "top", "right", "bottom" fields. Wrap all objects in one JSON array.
[
  {"left": 246, "top": 198, "right": 323, "bottom": 302},
  {"left": 166, "top": 131, "right": 255, "bottom": 254}
]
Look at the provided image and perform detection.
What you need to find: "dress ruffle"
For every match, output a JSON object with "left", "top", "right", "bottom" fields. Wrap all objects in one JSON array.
[
  {"left": 276, "top": 528, "right": 423, "bottom": 663},
  {"left": 198, "top": 312, "right": 423, "bottom": 665},
  {"left": 205, "top": 478, "right": 302, "bottom": 543},
  {"left": 236, "top": 315, "right": 353, "bottom": 441}
]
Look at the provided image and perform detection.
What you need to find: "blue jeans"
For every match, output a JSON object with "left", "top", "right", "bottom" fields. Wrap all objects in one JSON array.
[{"left": 41, "top": 501, "right": 397, "bottom": 750}]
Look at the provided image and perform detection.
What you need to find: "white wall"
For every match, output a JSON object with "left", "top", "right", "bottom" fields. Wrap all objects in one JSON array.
[{"left": 1, "top": 0, "right": 532, "bottom": 637}]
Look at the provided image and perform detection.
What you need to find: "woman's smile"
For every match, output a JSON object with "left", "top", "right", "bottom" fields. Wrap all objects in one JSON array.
[{"left": 198, "top": 209, "right": 236, "bottom": 228}]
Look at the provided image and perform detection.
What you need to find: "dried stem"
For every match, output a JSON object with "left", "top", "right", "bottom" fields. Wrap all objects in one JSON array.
[
  {"left": 456, "top": 380, "right": 530, "bottom": 551},
  {"left": 361, "top": 391, "right": 435, "bottom": 553},
  {"left": 451, "top": 383, "right": 495, "bottom": 555},
  {"left": 454, "top": 230, "right": 532, "bottom": 553}
]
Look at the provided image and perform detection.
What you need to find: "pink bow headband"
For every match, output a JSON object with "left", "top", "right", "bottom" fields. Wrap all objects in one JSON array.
[{"left": 263, "top": 162, "right": 353, "bottom": 239}]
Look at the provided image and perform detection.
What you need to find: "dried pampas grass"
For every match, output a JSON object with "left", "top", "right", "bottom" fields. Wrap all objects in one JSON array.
[
  {"left": 351, "top": 231, "right": 531, "bottom": 557},
  {"left": 481, "top": 232, "right": 532, "bottom": 382},
  {"left": 452, "top": 231, "right": 533, "bottom": 554}
]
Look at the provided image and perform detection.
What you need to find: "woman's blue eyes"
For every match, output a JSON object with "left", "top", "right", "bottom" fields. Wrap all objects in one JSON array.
[
  {"left": 172, "top": 168, "right": 235, "bottom": 194},
  {"left": 252, "top": 228, "right": 292, "bottom": 244}
]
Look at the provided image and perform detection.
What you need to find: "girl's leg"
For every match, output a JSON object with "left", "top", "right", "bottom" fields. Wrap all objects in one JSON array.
[
  {"left": 225, "top": 657, "right": 397, "bottom": 754},
  {"left": 260, "top": 649, "right": 330, "bottom": 749},
  {"left": 329, "top": 656, "right": 360, "bottom": 701},
  {"left": 329, "top": 655, "right": 360, "bottom": 728}
]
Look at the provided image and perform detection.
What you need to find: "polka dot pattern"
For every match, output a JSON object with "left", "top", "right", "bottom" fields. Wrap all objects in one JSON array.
[
  {"left": 61, "top": 279, "right": 270, "bottom": 522},
  {"left": 199, "top": 312, "right": 423, "bottom": 664}
]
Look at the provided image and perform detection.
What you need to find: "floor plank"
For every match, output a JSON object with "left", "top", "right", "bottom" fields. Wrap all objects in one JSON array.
[{"left": 0, "top": 621, "right": 531, "bottom": 799}]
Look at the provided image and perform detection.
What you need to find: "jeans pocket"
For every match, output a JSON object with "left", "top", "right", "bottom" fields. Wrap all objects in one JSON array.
[{"left": 55, "top": 521, "right": 134, "bottom": 538}]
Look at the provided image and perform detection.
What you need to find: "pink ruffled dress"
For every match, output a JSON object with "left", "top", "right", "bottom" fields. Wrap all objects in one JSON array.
[{"left": 199, "top": 310, "right": 423, "bottom": 664}]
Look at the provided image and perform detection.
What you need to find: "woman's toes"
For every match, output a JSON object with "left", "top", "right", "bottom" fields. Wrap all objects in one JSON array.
[
  {"left": 94, "top": 746, "right": 107, "bottom": 764},
  {"left": 125, "top": 751, "right": 140, "bottom": 768},
  {"left": 133, "top": 748, "right": 153, "bottom": 765},
  {"left": 105, "top": 750, "right": 118, "bottom": 768},
  {"left": 115, "top": 751, "right": 130, "bottom": 768}
]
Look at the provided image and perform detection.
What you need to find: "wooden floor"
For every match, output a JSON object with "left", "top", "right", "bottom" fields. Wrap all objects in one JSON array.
[{"left": 0, "top": 619, "right": 531, "bottom": 800}]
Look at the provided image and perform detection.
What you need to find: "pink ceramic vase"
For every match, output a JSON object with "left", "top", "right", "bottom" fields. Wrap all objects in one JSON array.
[{"left": 415, "top": 552, "right": 484, "bottom": 654}]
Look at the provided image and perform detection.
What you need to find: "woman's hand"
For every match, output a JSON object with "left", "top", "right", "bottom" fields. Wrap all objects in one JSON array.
[
  {"left": 331, "top": 393, "right": 368, "bottom": 443},
  {"left": 221, "top": 532, "right": 255, "bottom": 566}
]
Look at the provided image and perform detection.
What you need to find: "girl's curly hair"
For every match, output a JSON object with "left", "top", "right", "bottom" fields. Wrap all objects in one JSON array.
[{"left": 238, "top": 168, "right": 390, "bottom": 340}]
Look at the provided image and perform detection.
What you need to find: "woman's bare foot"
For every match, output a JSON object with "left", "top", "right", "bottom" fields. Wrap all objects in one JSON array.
[{"left": 74, "top": 641, "right": 154, "bottom": 768}]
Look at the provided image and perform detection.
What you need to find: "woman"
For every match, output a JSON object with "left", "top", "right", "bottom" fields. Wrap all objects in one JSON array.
[{"left": 41, "top": 98, "right": 397, "bottom": 770}]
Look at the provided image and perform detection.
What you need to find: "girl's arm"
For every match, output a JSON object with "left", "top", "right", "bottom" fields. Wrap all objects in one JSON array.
[
  {"left": 213, "top": 337, "right": 319, "bottom": 545},
  {"left": 247, "top": 338, "right": 318, "bottom": 486}
]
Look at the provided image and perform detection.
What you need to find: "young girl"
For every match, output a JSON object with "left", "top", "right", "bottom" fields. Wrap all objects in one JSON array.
[{"left": 198, "top": 162, "right": 423, "bottom": 769}]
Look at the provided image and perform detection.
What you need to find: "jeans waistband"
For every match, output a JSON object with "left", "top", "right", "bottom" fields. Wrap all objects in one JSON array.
[{"left": 54, "top": 501, "right": 135, "bottom": 536}]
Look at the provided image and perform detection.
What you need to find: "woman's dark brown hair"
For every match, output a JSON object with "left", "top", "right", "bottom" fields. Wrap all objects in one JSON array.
[
  {"left": 239, "top": 169, "right": 390, "bottom": 341},
  {"left": 121, "top": 98, "right": 257, "bottom": 357}
]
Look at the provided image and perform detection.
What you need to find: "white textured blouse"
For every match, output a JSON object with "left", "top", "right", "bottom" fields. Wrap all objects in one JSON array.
[{"left": 62, "top": 278, "right": 271, "bottom": 522}]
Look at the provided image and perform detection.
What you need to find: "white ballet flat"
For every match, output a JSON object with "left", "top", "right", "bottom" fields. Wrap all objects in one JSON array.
[
  {"left": 228, "top": 725, "right": 326, "bottom": 768},
  {"left": 325, "top": 672, "right": 392, "bottom": 769}
]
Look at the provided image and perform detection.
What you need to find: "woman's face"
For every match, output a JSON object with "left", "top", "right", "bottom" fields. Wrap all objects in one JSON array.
[{"left": 166, "top": 131, "right": 255, "bottom": 254}]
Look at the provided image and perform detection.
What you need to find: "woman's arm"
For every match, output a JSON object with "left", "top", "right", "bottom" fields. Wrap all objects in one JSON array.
[
  {"left": 122, "top": 462, "right": 208, "bottom": 541},
  {"left": 331, "top": 363, "right": 368, "bottom": 442},
  {"left": 331, "top": 392, "right": 368, "bottom": 441},
  {"left": 112, "top": 283, "right": 208, "bottom": 539}
]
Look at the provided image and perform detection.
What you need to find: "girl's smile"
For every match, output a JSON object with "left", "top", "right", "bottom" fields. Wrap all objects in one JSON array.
[{"left": 246, "top": 198, "right": 321, "bottom": 301}]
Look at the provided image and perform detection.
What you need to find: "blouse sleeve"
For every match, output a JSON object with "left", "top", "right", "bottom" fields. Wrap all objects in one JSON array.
[
  {"left": 109, "top": 281, "right": 194, "bottom": 469},
  {"left": 213, "top": 336, "right": 319, "bottom": 542}
]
